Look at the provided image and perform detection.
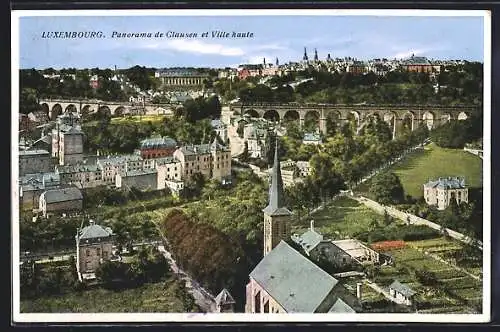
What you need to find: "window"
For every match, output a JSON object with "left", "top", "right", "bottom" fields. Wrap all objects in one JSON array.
[
  {"left": 103, "top": 251, "right": 108, "bottom": 258},
  {"left": 97, "top": 248, "right": 101, "bottom": 256},
  {"left": 86, "top": 249, "right": 90, "bottom": 257}
]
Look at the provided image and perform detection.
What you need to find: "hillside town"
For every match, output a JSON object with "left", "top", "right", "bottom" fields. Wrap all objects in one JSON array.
[{"left": 17, "top": 44, "right": 484, "bottom": 316}]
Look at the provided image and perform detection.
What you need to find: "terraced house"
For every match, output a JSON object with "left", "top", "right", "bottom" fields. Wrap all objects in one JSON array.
[{"left": 173, "top": 138, "right": 232, "bottom": 184}]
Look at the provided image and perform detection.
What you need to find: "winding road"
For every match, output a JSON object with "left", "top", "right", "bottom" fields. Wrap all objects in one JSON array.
[{"left": 157, "top": 244, "right": 217, "bottom": 313}]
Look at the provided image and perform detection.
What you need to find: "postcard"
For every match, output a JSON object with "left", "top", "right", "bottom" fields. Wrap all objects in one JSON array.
[{"left": 11, "top": 9, "right": 491, "bottom": 323}]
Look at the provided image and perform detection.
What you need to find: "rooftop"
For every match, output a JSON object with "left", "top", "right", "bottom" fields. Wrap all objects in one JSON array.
[
  {"left": 156, "top": 69, "right": 209, "bottom": 77},
  {"left": 77, "top": 220, "right": 113, "bottom": 240},
  {"left": 389, "top": 280, "right": 416, "bottom": 297},
  {"left": 215, "top": 288, "right": 236, "bottom": 305},
  {"left": 122, "top": 169, "right": 158, "bottom": 177},
  {"left": 19, "top": 149, "right": 50, "bottom": 156},
  {"left": 424, "top": 177, "right": 466, "bottom": 190},
  {"left": 403, "top": 55, "right": 432, "bottom": 66},
  {"left": 291, "top": 228, "right": 324, "bottom": 254},
  {"left": 41, "top": 187, "right": 83, "bottom": 203},
  {"left": 140, "top": 136, "right": 177, "bottom": 149},
  {"left": 303, "top": 132, "right": 322, "bottom": 142}
]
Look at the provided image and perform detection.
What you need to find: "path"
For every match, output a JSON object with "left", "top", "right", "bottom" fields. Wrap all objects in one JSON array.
[
  {"left": 364, "top": 281, "right": 402, "bottom": 305},
  {"left": 157, "top": 244, "right": 216, "bottom": 313},
  {"left": 227, "top": 124, "right": 245, "bottom": 157}
]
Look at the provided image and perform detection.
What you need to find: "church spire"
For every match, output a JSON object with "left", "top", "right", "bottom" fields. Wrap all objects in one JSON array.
[
  {"left": 314, "top": 48, "right": 318, "bottom": 61},
  {"left": 303, "top": 47, "right": 308, "bottom": 61},
  {"left": 263, "top": 138, "right": 287, "bottom": 215}
]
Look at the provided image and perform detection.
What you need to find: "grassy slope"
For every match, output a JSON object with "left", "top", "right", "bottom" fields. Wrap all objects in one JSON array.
[
  {"left": 358, "top": 143, "right": 482, "bottom": 199},
  {"left": 292, "top": 196, "right": 383, "bottom": 239},
  {"left": 20, "top": 278, "right": 190, "bottom": 313}
]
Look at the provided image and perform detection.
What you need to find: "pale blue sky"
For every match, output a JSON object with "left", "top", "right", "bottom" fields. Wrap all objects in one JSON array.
[{"left": 18, "top": 14, "right": 485, "bottom": 69}]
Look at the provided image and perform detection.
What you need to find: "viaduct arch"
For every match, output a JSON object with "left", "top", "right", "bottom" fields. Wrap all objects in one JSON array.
[
  {"left": 38, "top": 98, "right": 176, "bottom": 120},
  {"left": 232, "top": 102, "right": 477, "bottom": 138}
]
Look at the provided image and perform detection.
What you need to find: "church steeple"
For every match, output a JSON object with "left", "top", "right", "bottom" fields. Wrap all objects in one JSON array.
[
  {"left": 303, "top": 47, "right": 308, "bottom": 61},
  {"left": 314, "top": 48, "right": 319, "bottom": 61},
  {"left": 275, "top": 57, "right": 279, "bottom": 66},
  {"left": 264, "top": 139, "right": 285, "bottom": 214},
  {"left": 263, "top": 137, "right": 292, "bottom": 256}
]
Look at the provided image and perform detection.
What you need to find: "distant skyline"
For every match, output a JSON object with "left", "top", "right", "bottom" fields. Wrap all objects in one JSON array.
[{"left": 17, "top": 13, "right": 485, "bottom": 69}]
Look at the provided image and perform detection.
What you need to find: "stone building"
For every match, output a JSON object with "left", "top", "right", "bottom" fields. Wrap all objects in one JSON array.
[
  {"left": 115, "top": 169, "right": 158, "bottom": 191},
  {"left": 155, "top": 68, "right": 209, "bottom": 89},
  {"left": 423, "top": 177, "right": 468, "bottom": 210},
  {"left": 139, "top": 136, "right": 177, "bottom": 159},
  {"left": 97, "top": 154, "right": 145, "bottom": 185},
  {"left": 401, "top": 55, "right": 435, "bottom": 73},
  {"left": 388, "top": 280, "right": 416, "bottom": 306},
  {"left": 245, "top": 241, "right": 362, "bottom": 313},
  {"left": 51, "top": 113, "right": 83, "bottom": 163},
  {"left": 211, "top": 119, "right": 228, "bottom": 143},
  {"left": 215, "top": 288, "right": 236, "bottom": 313},
  {"left": 154, "top": 156, "right": 183, "bottom": 193},
  {"left": 58, "top": 126, "right": 84, "bottom": 166},
  {"left": 75, "top": 220, "right": 114, "bottom": 281},
  {"left": 38, "top": 186, "right": 83, "bottom": 217},
  {"left": 19, "top": 149, "right": 52, "bottom": 176},
  {"left": 19, "top": 172, "right": 60, "bottom": 208},
  {"left": 173, "top": 138, "right": 232, "bottom": 184},
  {"left": 57, "top": 163, "right": 104, "bottom": 189},
  {"left": 291, "top": 222, "right": 379, "bottom": 268}
]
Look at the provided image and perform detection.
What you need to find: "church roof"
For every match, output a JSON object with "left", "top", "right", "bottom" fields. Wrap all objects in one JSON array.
[
  {"left": 329, "top": 298, "right": 356, "bottom": 313},
  {"left": 215, "top": 288, "right": 236, "bottom": 305},
  {"left": 249, "top": 241, "right": 339, "bottom": 313},
  {"left": 263, "top": 139, "right": 292, "bottom": 216}
]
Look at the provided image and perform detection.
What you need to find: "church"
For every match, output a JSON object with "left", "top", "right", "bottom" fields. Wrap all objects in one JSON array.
[{"left": 245, "top": 141, "right": 362, "bottom": 313}]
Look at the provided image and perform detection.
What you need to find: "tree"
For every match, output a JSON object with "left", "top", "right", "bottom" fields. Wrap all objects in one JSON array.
[
  {"left": 95, "top": 260, "right": 135, "bottom": 288},
  {"left": 369, "top": 172, "right": 405, "bottom": 205}
]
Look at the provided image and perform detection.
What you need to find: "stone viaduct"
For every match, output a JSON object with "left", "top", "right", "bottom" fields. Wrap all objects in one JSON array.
[
  {"left": 38, "top": 98, "right": 177, "bottom": 120},
  {"left": 229, "top": 102, "right": 478, "bottom": 138}
]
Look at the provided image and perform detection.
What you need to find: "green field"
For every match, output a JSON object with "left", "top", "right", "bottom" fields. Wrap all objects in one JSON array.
[
  {"left": 110, "top": 115, "right": 168, "bottom": 124},
  {"left": 293, "top": 196, "right": 384, "bottom": 239},
  {"left": 358, "top": 143, "right": 482, "bottom": 198},
  {"left": 20, "top": 278, "right": 195, "bottom": 313}
]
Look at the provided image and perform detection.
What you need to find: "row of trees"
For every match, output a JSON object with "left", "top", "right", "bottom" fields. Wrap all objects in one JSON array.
[
  {"left": 160, "top": 209, "right": 251, "bottom": 310},
  {"left": 430, "top": 113, "right": 482, "bottom": 149}
]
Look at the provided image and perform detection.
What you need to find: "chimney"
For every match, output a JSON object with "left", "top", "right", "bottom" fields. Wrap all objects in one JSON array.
[
  {"left": 310, "top": 219, "right": 314, "bottom": 232},
  {"left": 356, "top": 282, "right": 363, "bottom": 301}
]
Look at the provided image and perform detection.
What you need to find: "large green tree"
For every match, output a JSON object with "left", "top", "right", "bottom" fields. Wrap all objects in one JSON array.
[{"left": 369, "top": 172, "right": 405, "bottom": 205}]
